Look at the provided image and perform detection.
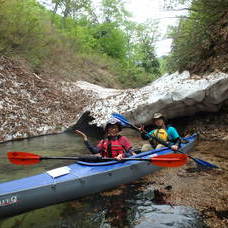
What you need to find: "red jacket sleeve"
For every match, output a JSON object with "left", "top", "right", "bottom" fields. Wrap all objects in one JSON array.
[{"left": 119, "top": 136, "right": 132, "bottom": 151}]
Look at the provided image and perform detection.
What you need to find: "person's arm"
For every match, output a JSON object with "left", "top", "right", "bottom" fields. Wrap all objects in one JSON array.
[
  {"left": 84, "top": 140, "right": 101, "bottom": 154},
  {"left": 168, "top": 127, "right": 181, "bottom": 150},
  {"left": 173, "top": 137, "right": 181, "bottom": 146},
  {"left": 74, "top": 130, "right": 101, "bottom": 155},
  {"left": 138, "top": 125, "right": 151, "bottom": 140},
  {"left": 125, "top": 148, "right": 136, "bottom": 157},
  {"left": 141, "top": 131, "right": 149, "bottom": 140},
  {"left": 119, "top": 136, "right": 135, "bottom": 157},
  {"left": 170, "top": 139, "right": 181, "bottom": 151}
]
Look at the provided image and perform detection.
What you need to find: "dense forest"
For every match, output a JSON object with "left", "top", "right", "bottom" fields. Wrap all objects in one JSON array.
[
  {"left": 165, "top": 0, "right": 228, "bottom": 74},
  {"left": 0, "top": 0, "right": 227, "bottom": 88}
]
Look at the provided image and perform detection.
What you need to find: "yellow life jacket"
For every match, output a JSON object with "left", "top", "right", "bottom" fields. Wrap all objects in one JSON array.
[
  {"left": 153, "top": 129, "right": 168, "bottom": 141},
  {"left": 150, "top": 129, "right": 168, "bottom": 147}
]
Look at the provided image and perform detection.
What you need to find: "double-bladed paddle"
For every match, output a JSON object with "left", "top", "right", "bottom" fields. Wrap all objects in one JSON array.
[
  {"left": 7, "top": 152, "right": 187, "bottom": 168},
  {"left": 112, "top": 113, "right": 219, "bottom": 168}
]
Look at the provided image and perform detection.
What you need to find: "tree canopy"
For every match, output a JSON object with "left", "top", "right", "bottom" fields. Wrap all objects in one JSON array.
[
  {"left": 165, "top": 0, "right": 228, "bottom": 73},
  {"left": 0, "top": 0, "right": 161, "bottom": 88}
]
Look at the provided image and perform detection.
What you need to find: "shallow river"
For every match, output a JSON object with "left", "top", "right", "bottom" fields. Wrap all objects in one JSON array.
[{"left": 0, "top": 133, "right": 205, "bottom": 228}]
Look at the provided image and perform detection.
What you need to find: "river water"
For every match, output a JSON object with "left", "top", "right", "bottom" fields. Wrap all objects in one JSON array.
[{"left": 0, "top": 133, "right": 205, "bottom": 228}]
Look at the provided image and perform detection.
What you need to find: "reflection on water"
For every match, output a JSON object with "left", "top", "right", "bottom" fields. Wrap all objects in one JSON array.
[
  {"left": 0, "top": 132, "right": 90, "bottom": 182},
  {"left": 0, "top": 133, "right": 205, "bottom": 227},
  {"left": 0, "top": 182, "right": 205, "bottom": 228}
]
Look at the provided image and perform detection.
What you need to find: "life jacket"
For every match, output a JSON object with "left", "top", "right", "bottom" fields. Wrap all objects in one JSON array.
[
  {"left": 149, "top": 128, "right": 169, "bottom": 147},
  {"left": 100, "top": 136, "right": 125, "bottom": 158}
]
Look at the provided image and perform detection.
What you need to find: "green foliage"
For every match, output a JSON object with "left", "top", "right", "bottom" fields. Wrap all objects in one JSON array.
[
  {"left": 127, "top": 21, "right": 161, "bottom": 77},
  {"left": 51, "top": 0, "right": 93, "bottom": 20},
  {"left": 158, "top": 56, "right": 169, "bottom": 75},
  {"left": 91, "top": 23, "right": 128, "bottom": 59},
  {"left": 166, "top": 0, "right": 228, "bottom": 73},
  {"left": 0, "top": 0, "right": 53, "bottom": 66},
  {"left": 57, "top": 17, "right": 98, "bottom": 51},
  {"left": 0, "top": 0, "right": 162, "bottom": 88},
  {"left": 101, "top": 0, "right": 131, "bottom": 24}
]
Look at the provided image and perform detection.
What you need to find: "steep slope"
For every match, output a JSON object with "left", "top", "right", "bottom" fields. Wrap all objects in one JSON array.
[
  {"left": 0, "top": 56, "right": 93, "bottom": 142},
  {"left": 190, "top": 12, "right": 228, "bottom": 74}
]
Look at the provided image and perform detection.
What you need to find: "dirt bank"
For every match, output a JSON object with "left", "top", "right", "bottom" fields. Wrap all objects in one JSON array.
[
  {"left": 124, "top": 122, "right": 228, "bottom": 228},
  {"left": 0, "top": 56, "right": 94, "bottom": 142},
  {"left": 189, "top": 12, "right": 228, "bottom": 75},
  {"left": 171, "top": 109, "right": 228, "bottom": 141},
  {"left": 98, "top": 129, "right": 228, "bottom": 227},
  {"left": 144, "top": 140, "right": 228, "bottom": 228}
]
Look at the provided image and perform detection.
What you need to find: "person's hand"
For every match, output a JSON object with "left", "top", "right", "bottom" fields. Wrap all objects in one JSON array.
[
  {"left": 138, "top": 125, "right": 145, "bottom": 132},
  {"left": 171, "top": 145, "right": 179, "bottom": 151},
  {"left": 74, "top": 130, "right": 88, "bottom": 141},
  {"left": 116, "top": 153, "right": 124, "bottom": 160},
  {"left": 94, "top": 153, "right": 102, "bottom": 157}
]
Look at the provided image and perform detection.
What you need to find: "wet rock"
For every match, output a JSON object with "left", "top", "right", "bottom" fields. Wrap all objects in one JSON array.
[
  {"left": 153, "top": 189, "right": 169, "bottom": 204},
  {"left": 164, "top": 185, "right": 172, "bottom": 191},
  {"left": 222, "top": 135, "right": 228, "bottom": 141},
  {"left": 134, "top": 205, "right": 206, "bottom": 228},
  {"left": 141, "top": 187, "right": 155, "bottom": 200}
]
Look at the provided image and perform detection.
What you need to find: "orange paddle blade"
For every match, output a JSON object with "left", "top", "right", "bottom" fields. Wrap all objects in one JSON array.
[
  {"left": 150, "top": 153, "right": 188, "bottom": 167},
  {"left": 8, "top": 152, "right": 41, "bottom": 165},
  {"left": 7, "top": 152, "right": 188, "bottom": 167}
]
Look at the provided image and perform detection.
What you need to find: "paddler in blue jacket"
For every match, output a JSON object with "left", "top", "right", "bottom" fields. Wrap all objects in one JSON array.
[{"left": 140, "top": 112, "right": 181, "bottom": 152}]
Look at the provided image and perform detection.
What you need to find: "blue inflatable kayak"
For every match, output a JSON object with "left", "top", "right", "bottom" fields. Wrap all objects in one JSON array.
[{"left": 0, "top": 134, "right": 197, "bottom": 218}]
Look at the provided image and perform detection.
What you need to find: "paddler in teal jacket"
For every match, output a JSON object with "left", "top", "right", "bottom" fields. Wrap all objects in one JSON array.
[{"left": 140, "top": 112, "right": 181, "bottom": 152}]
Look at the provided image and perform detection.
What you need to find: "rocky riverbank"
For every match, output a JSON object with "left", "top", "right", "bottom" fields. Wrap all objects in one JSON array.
[
  {"left": 121, "top": 124, "right": 228, "bottom": 228},
  {"left": 100, "top": 121, "right": 226, "bottom": 227},
  {"left": 97, "top": 129, "right": 227, "bottom": 228},
  {"left": 143, "top": 140, "right": 228, "bottom": 228},
  {"left": 171, "top": 110, "right": 228, "bottom": 141}
]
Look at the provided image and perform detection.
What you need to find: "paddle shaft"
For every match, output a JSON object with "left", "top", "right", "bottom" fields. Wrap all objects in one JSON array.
[
  {"left": 41, "top": 156, "right": 90, "bottom": 160},
  {"left": 40, "top": 156, "right": 150, "bottom": 161},
  {"left": 40, "top": 156, "right": 182, "bottom": 162}
]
